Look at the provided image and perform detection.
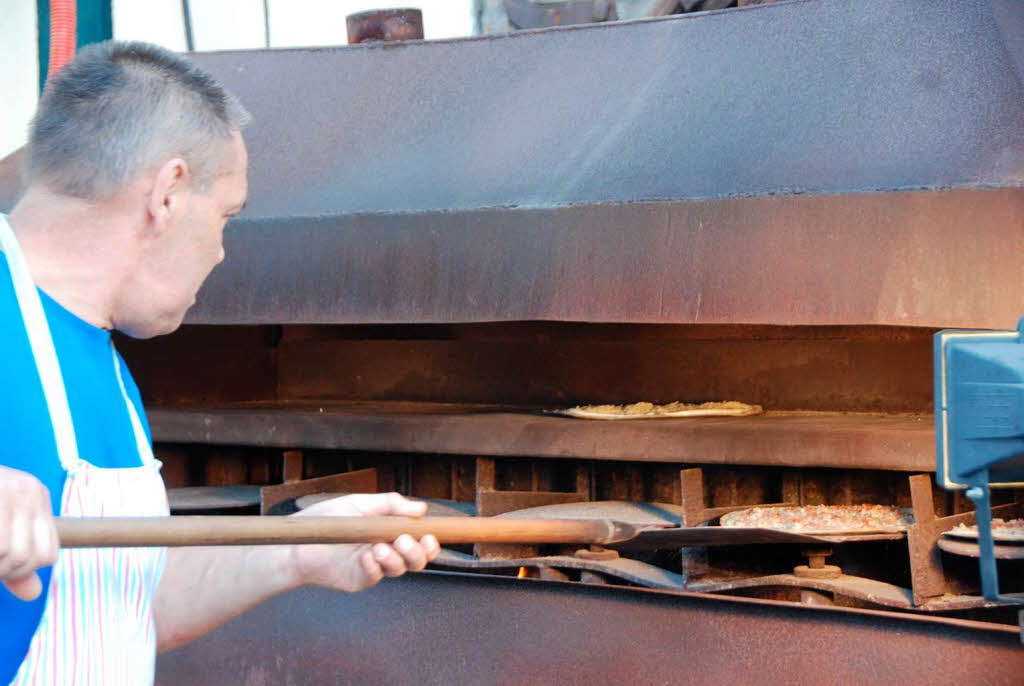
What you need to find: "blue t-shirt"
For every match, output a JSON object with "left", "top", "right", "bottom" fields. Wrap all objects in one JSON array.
[{"left": 0, "top": 254, "right": 151, "bottom": 684}]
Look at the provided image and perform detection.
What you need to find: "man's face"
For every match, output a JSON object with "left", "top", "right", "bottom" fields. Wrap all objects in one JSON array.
[{"left": 117, "top": 132, "right": 248, "bottom": 338}]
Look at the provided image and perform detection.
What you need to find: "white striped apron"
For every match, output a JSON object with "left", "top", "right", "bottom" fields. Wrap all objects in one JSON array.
[{"left": 1, "top": 216, "right": 168, "bottom": 686}]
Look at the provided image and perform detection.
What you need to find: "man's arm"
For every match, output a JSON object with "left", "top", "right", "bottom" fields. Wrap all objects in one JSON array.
[
  {"left": 153, "top": 492, "right": 439, "bottom": 652},
  {"left": 0, "top": 466, "right": 58, "bottom": 601}
]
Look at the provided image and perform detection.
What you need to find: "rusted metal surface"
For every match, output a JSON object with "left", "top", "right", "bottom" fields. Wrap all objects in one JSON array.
[
  {"left": 115, "top": 326, "right": 279, "bottom": 406},
  {"left": 184, "top": 0, "right": 1022, "bottom": 217},
  {"left": 486, "top": 500, "right": 892, "bottom": 546},
  {"left": 689, "top": 573, "right": 1024, "bottom": 614},
  {"left": 681, "top": 467, "right": 706, "bottom": 526},
  {"left": 908, "top": 473, "right": 947, "bottom": 604},
  {"left": 190, "top": 189, "right": 1024, "bottom": 327},
  {"left": 147, "top": 405, "right": 937, "bottom": 471},
  {"left": 123, "top": 323, "right": 938, "bottom": 414},
  {"left": 188, "top": 189, "right": 1024, "bottom": 329},
  {"left": 158, "top": 0, "right": 1024, "bottom": 327},
  {"left": 937, "top": 537, "right": 1024, "bottom": 560},
  {"left": 615, "top": 526, "right": 895, "bottom": 550},
  {"left": 259, "top": 467, "right": 379, "bottom": 514},
  {"left": 478, "top": 489, "right": 588, "bottom": 516},
  {"left": 793, "top": 562, "right": 841, "bottom": 580},
  {"left": 282, "top": 450, "right": 304, "bottom": 483},
  {"left": 574, "top": 546, "right": 618, "bottom": 561},
  {"left": 432, "top": 548, "right": 684, "bottom": 589},
  {"left": 475, "top": 456, "right": 590, "bottom": 558},
  {"left": 155, "top": 572, "right": 1024, "bottom": 685},
  {"left": 680, "top": 466, "right": 791, "bottom": 525},
  {"left": 346, "top": 8, "right": 423, "bottom": 44},
  {"left": 690, "top": 573, "right": 914, "bottom": 609},
  {"left": 908, "top": 476, "right": 1020, "bottom": 605},
  {"left": 443, "top": 546, "right": 1019, "bottom": 612},
  {"left": 166, "top": 486, "right": 261, "bottom": 512}
]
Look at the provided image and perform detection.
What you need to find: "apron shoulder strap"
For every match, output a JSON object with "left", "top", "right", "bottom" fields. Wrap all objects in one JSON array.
[
  {"left": 110, "top": 343, "right": 156, "bottom": 465},
  {"left": 0, "top": 215, "right": 80, "bottom": 469}
]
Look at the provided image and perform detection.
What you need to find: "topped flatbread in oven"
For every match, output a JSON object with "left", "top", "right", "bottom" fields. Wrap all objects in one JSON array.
[
  {"left": 558, "top": 400, "right": 762, "bottom": 420},
  {"left": 720, "top": 504, "right": 914, "bottom": 534},
  {"left": 945, "top": 518, "right": 1024, "bottom": 542}
]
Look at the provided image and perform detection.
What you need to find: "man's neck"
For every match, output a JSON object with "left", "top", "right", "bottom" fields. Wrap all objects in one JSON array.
[{"left": 7, "top": 188, "right": 138, "bottom": 331}]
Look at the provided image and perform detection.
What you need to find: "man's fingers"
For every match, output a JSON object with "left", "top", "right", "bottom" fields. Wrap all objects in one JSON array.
[
  {"left": 0, "top": 512, "right": 31, "bottom": 577},
  {"left": 2, "top": 515, "right": 57, "bottom": 582},
  {"left": 289, "top": 492, "right": 439, "bottom": 592},
  {"left": 391, "top": 494, "right": 428, "bottom": 518},
  {"left": 393, "top": 534, "right": 428, "bottom": 572},
  {"left": 372, "top": 543, "right": 408, "bottom": 577},
  {"left": 358, "top": 550, "right": 383, "bottom": 589},
  {"left": 369, "top": 493, "right": 427, "bottom": 518},
  {"left": 0, "top": 466, "right": 56, "bottom": 600},
  {"left": 422, "top": 534, "right": 440, "bottom": 562},
  {"left": 11, "top": 516, "right": 58, "bottom": 578},
  {"left": 37, "top": 516, "right": 58, "bottom": 567},
  {"left": 3, "top": 572, "right": 43, "bottom": 602}
]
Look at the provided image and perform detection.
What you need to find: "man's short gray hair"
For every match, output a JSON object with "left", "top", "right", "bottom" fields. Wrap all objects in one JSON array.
[{"left": 28, "top": 40, "right": 251, "bottom": 200}]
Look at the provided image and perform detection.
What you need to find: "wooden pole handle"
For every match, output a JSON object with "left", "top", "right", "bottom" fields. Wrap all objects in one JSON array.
[{"left": 55, "top": 516, "right": 640, "bottom": 548}]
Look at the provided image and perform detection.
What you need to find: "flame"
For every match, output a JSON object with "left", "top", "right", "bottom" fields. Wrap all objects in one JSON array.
[{"left": 517, "top": 566, "right": 529, "bottom": 579}]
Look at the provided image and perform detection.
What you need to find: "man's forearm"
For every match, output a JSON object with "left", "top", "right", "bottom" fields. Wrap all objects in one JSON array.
[
  {"left": 153, "top": 545, "right": 300, "bottom": 653},
  {"left": 152, "top": 494, "right": 438, "bottom": 653}
]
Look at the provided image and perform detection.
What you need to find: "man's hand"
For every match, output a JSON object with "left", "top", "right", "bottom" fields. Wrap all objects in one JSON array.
[
  {"left": 0, "top": 466, "right": 58, "bottom": 601},
  {"left": 288, "top": 492, "right": 440, "bottom": 593}
]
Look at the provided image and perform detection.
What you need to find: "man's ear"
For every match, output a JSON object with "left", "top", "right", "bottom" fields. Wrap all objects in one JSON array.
[{"left": 147, "top": 158, "right": 190, "bottom": 232}]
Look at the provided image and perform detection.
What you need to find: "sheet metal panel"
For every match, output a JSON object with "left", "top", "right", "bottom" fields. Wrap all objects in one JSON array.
[
  {"left": 190, "top": 189, "right": 1024, "bottom": 327},
  {"left": 146, "top": 406, "right": 937, "bottom": 471},
  {"left": 187, "top": 0, "right": 1023, "bottom": 217},
  {"left": 155, "top": 572, "right": 1024, "bottom": 685},
  {"left": 177, "top": 0, "right": 1023, "bottom": 326}
]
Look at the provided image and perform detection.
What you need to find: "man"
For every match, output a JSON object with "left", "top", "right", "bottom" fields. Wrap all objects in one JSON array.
[{"left": 0, "top": 41, "right": 439, "bottom": 684}]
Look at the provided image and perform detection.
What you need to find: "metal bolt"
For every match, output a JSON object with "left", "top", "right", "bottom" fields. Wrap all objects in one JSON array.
[
  {"left": 574, "top": 546, "right": 619, "bottom": 561},
  {"left": 803, "top": 548, "right": 833, "bottom": 569},
  {"left": 794, "top": 548, "right": 840, "bottom": 579},
  {"left": 966, "top": 487, "right": 984, "bottom": 500}
]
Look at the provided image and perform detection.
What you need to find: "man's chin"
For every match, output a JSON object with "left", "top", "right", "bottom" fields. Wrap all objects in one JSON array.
[{"left": 116, "top": 311, "right": 188, "bottom": 339}]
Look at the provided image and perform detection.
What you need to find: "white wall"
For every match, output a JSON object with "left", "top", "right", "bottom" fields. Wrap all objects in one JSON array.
[
  {"left": 112, "top": 0, "right": 188, "bottom": 51},
  {"left": 0, "top": 0, "right": 38, "bottom": 159}
]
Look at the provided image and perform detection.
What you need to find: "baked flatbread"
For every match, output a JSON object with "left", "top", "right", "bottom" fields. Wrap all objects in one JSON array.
[
  {"left": 558, "top": 400, "right": 762, "bottom": 420},
  {"left": 720, "top": 505, "right": 914, "bottom": 534},
  {"left": 945, "top": 518, "right": 1024, "bottom": 542}
]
